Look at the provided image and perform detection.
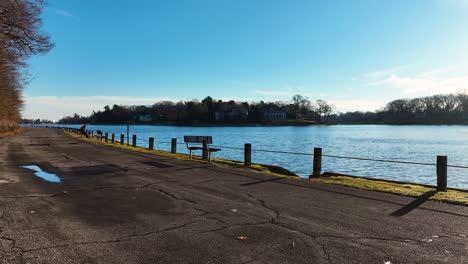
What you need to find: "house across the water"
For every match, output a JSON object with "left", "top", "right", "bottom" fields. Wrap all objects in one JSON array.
[{"left": 263, "top": 107, "right": 287, "bottom": 120}]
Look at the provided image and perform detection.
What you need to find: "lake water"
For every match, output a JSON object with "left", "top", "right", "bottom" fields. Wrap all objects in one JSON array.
[{"left": 45, "top": 124, "right": 468, "bottom": 189}]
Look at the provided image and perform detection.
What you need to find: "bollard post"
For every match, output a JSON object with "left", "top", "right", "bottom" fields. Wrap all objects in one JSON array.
[
  {"left": 127, "top": 124, "right": 130, "bottom": 146},
  {"left": 105, "top": 132, "right": 108, "bottom": 142},
  {"left": 202, "top": 140, "right": 208, "bottom": 160},
  {"left": 111, "top": 133, "right": 115, "bottom": 143},
  {"left": 171, "top": 138, "right": 177, "bottom": 153},
  {"left": 132, "top": 134, "right": 137, "bottom": 147},
  {"left": 437, "top": 155, "right": 447, "bottom": 192},
  {"left": 149, "top": 137, "right": 154, "bottom": 150},
  {"left": 310, "top": 147, "right": 322, "bottom": 178},
  {"left": 120, "top": 133, "right": 124, "bottom": 145},
  {"left": 244, "top": 143, "right": 252, "bottom": 166}
]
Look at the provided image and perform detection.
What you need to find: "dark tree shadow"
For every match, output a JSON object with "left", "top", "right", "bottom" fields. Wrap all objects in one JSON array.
[
  {"left": 390, "top": 190, "right": 438, "bottom": 217},
  {"left": 70, "top": 164, "right": 124, "bottom": 176},
  {"left": 140, "top": 161, "right": 173, "bottom": 168},
  {"left": 240, "top": 177, "right": 283, "bottom": 186}
]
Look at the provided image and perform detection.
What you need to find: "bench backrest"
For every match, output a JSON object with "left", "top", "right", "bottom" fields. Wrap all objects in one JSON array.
[{"left": 184, "top": 136, "right": 213, "bottom": 144}]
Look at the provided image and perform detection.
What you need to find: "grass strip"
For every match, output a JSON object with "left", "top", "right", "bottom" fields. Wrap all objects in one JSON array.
[
  {"left": 312, "top": 175, "right": 468, "bottom": 205},
  {"left": 64, "top": 131, "right": 297, "bottom": 178},
  {"left": 64, "top": 130, "right": 468, "bottom": 205}
]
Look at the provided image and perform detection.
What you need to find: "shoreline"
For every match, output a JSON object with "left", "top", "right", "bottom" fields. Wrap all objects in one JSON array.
[
  {"left": 3, "top": 127, "right": 467, "bottom": 263},
  {"left": 63, "top": 128, "right": 468, "bottom": 205},
  {"left": 26, "top": 122, "right": 468, "bottom": 127}
]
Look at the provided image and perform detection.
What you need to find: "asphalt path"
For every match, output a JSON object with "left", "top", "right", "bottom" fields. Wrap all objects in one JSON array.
[{"left": 0, "top": 128, "right": 467, "bottom": 264}]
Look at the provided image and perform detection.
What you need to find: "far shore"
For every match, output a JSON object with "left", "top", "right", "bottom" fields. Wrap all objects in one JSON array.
[{"left": 25, "top": 122, "right": 468, "bottom": 127}]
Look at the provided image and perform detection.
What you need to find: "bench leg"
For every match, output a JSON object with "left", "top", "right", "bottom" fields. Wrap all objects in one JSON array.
[
  {"left": 189, "top": 150, "right": 192, "bottom": 159},
  {"left": 208, "top": 152, "right": 211, "bottom": 164}
]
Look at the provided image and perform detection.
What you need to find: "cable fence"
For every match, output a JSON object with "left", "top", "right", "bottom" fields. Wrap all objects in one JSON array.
[
  {"left": 321, "top": 154, "right": 436, "bottom": 166},
  {"left": 59, "top": 126, "right": 468, "bottom": 190}
]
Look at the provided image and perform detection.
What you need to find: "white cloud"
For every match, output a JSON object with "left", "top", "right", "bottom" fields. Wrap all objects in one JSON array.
[
  {"left": 364, "top": 65, "right": 410, "bottom": 80},
  {"left": 441, "top": 0, "right": 468, "bottom": 8},
  {"left": 255, "top": 86, "right": 308, "bottom": 97},
  {"left": 55, "top": 9, "right": 74, "bottom": 17},
  {"left": 365, "top": 66, "right": 468, "bottom": 95},
  {"left": 22, "top": 96, "right": 177, "bottom": 121},
  {"left": 329, "top": 99, "right": 388, "bottom": 113},
  {"left": 255, "top": 89, "right": 295, "bottom": 96}
]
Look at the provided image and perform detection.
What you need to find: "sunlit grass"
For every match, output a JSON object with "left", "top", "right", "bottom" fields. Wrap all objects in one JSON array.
[
  {"left": 64, "top": 131, "right": 468, "bottom": 205},
  {"left": 312, "top": 175, "right": 468, "bottom": 205},
  {"left": 0, "top": 126, "right": 23, "bottom": 137},
  {"left": 64, "top": 131, "right": 295, "bottom": 178}
]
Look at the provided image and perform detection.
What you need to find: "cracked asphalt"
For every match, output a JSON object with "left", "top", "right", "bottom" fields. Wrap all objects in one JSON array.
[{"left": 0, "top": 128, "right": 467, "bottom": 264}]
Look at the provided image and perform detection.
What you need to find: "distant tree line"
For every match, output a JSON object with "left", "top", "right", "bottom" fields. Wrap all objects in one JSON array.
[
  {"left": 22, "top": 118, "right": 54, "bottom": 124},
  {"left": 60, "top": 92, "right": 468, "bottom": 125},
  {"left": 59, "top": 95, "right": 334, "bottom": 125},
  {"left": 329, "top": 92, "right": 468, "bottom": 124},
  {"left": 0, "top": 0, "right": 52, "bottom": 133}
]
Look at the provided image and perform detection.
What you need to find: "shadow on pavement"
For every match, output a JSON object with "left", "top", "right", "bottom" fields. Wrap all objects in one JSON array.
[
  {"left": 203, "top": 166, "right": 468, "bottom": 218},
  {"left": 390, "top": 190, "right": 437, "bottom": 217},
  {"left": 70, "top": 164, "right": 125, "bottom": 176},
  {"left": 240, "top": 177, "right": 283, "bottom": 186}
]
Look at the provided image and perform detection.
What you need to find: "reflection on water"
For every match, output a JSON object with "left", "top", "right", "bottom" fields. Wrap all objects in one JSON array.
[{"left": 21, "top": 165, "right": 61, "bottom": 183}]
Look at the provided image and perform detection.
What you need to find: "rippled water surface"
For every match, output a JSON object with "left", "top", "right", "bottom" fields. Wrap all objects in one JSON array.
[{"left": 48, "top": 124, "right": 468, "bottom": 189}]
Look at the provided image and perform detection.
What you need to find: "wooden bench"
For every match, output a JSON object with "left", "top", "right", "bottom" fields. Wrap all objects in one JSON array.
[{"left": 183, "top": 136, "right": 221, "bottom": 162}]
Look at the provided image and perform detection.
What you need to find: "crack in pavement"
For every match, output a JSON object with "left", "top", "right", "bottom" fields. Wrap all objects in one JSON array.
[
  {"left": 234, "top": 191, "right": 453, "bottom": 262},
  {"left": 0, "top": 183, "right": 154, "bottom": 199},
  {"left": 4, "top": 181, "right": 464, "bottom": 260},
  {"left": 316, "top": 240, "right": 331, "bottom": 264},
  {"left": 18, "top": 220, "right": 200, "bottom": 254},
  {"left": 0, "top": 235, "right": 26, "bottom": 264},
  {"left": 151, "top": 187, "right": 199, "bottom": 205},
  {"left": 198, "top": 221, "right": 270, "bottom": 234}
]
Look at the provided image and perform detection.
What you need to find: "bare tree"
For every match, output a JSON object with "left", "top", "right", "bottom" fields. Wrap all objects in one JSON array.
[
  {"left": 316, "top": 99, "right": 333, "bottom": 123},
  {"left": 0, "top": 0, "right": 52, "bottom": 132}
]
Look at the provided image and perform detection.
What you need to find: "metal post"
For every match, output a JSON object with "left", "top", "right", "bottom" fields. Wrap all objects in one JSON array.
[
  {"left": 127, "top": 124, "right": 130, "bottom": 146},
  {"left": 310, "top": 147, "right": 322, "bottom": 178},
  {"left": 149, "top": 137, "right": 154, "bottom": 150},
  {"left": 171, "top": 138, "right": 177, "bottom": 153},
  {"left": 111, "top": 133, "right": 115, "bottom": 143},
  {"left": 202, "top": 140, "right": 208, "bottom": 160},
  {"left": 132, "top": 134, "right": 137, "bottom": 147},
  {"left": 437, "top": 155, "right": 447, "bottom": 192},
  {"left": 244, "top": 143, "right": 252, "bottom": 166},
  {"left": 105, "top": 132, "right": 108, "bottom": 142},
  {"left": 120, "top": 133, "right": 124, "bottom": 145}
]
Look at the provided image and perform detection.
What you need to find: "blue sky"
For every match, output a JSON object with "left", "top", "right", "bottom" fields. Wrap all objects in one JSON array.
[{"left": 24, "top": 0, "right": 468, "bottom": 120}]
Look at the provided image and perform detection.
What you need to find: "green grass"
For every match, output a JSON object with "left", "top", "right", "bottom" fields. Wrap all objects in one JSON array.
[
  {"left": 65, "top": 131, "right": 468, "bottom": 205},
  {"left": 312, "top": 175, "right": 468, "bottom": 205},
  {"left": 64, "top": 131, "right": 297, "bottom": 178}
]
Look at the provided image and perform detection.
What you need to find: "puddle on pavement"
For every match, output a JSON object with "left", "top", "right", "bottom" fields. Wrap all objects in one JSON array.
[{"left": 21, "top": 165, "right": 61, "bottom": 183}]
